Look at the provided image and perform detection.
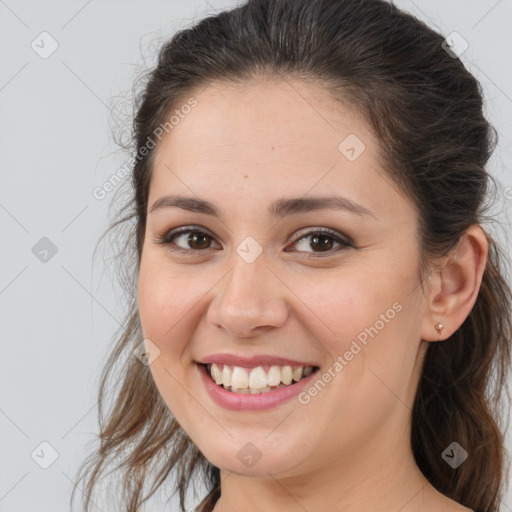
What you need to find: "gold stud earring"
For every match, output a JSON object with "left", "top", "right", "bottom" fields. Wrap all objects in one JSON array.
[{"left": 434, "top": 322, "right": 444, "bottom": 341}]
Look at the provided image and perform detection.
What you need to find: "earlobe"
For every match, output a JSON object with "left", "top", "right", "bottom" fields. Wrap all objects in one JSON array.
[{"left": 421, "top": 225, "right": 489, "bottom": 342}]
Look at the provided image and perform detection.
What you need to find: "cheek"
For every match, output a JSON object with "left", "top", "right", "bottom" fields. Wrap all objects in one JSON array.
[
  {"left": 137, "top": 257, "right": 196, "bottom": 354},
  {"left": 290, "top": 260, "right": 420, "bottom": 406},
  {"left": 136, "top": 262, "right": 201, "bottom": 417},
  {"left": 289, "top": 266, "right": 403, "bottom": 348}
]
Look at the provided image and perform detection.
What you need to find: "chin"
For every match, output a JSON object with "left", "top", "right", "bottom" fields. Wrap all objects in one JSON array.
[{"left": 202, "top": 441, "right": 304, "bottom": 478}]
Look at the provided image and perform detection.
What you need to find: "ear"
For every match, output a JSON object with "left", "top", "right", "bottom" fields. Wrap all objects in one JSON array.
[{"left": 420, "top": 225, "right": 489, "bottom": 342}]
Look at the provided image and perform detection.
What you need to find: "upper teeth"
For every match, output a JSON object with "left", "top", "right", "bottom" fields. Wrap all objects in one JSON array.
[{"left": 208, "top": 363, "right": 314, "bottom": 389}]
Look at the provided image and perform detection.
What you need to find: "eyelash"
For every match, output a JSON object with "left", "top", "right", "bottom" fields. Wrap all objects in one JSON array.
[{"left": 154, "top": 225, "right": 354, "bottom": 258}]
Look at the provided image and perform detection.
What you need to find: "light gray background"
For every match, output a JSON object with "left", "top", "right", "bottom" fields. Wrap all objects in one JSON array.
[{"left": 1, "top": 1, "right": 511, "bottom": 511}]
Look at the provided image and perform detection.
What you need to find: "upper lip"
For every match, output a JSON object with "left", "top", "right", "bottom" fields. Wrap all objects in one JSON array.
[{"left": 196, "top": 353, "right": 319, "bottom": 368}]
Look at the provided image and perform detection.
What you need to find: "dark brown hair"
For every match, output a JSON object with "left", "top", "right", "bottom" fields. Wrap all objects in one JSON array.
[{"left": 70, "top": 1, "right": 512, "bottom": 511}]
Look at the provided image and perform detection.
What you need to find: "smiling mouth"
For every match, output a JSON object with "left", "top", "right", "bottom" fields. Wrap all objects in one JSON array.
[{"left": 200, "top": 363, "right": 320, "bottom": 394}]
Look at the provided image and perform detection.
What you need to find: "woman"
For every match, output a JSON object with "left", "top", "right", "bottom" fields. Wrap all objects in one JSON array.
[{"left": 71, "top": 0, "right": 512, "bottom": 511}]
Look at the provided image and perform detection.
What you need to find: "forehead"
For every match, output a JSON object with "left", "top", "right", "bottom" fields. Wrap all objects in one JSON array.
[
  {"left": 158, "top": 77, "right": 373, "bottom": 160},
  {"left": 148, "top": 78, "right": 409, "bottom": 224},
  {"left": 154, "top": 79, "right": 374, "bottom": 172}
]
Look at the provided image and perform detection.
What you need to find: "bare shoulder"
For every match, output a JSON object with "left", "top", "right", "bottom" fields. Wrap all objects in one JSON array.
[
  {"left": 424, "top": 489, "right": 474, "bottom": 512},
  {"left": 441, "top": 501, "right": 473, "bottom": 512}
]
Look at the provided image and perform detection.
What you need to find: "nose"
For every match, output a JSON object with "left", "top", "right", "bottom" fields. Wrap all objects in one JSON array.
[{"left": 206, "top": 254, "right": 289, "bottom": 339}]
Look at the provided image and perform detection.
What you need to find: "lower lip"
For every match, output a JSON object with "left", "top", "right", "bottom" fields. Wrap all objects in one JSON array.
[{"left": 196, "top": 362, "right": 319, "bottom": 411}]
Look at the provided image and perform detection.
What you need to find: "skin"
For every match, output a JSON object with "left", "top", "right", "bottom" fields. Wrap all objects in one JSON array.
[{"left": 137, "top": 77, "right": 487, "bottom": 512}]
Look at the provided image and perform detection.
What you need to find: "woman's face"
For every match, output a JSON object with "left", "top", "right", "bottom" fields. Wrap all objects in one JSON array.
[{"left": 137, "top": 78, "right": 430, "bottom": 479}]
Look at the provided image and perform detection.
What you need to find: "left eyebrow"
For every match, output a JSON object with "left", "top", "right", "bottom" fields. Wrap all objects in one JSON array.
[
  {"left": 149, "top": 194, "right": 376, "bottom": 220},
  {"left": 269, "top": 195, "right": 376, "bottom": 220}
]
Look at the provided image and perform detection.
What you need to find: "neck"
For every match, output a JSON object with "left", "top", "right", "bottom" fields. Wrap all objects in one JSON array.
[{"left": 210, "top": 437, "right": 451, "bottom": 512}]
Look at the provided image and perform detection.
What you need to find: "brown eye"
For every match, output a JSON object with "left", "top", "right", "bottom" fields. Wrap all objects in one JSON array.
[
  {"left": 186, "top": 232, "right": 212, "bottom": 250},
  {"left": 286, "top": 228, "right": 352, "bottom": 257},
  {"left": 157, "top": 227, "right": 221, "bottom": 254},
  {"left": 309, "top": 233, "right": 335, "bottom": 252}
]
